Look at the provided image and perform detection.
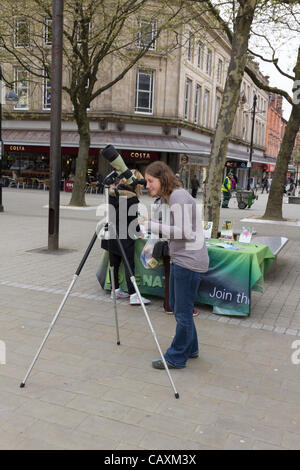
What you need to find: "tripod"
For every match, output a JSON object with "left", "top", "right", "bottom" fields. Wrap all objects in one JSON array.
[{"left": 20, "top": 171, "right": 179, "bottom": 399}]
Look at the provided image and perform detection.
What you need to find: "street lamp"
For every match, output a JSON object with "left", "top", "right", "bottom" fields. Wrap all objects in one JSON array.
[
  {"left": 0, "top": 66, "right": 19, "bottom": 212},
  {"left": 247, "top": 94, "right": 257, "bottom": 191}
]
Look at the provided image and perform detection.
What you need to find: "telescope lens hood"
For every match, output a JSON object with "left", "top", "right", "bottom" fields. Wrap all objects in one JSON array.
[{"left": 101, "top": 144, "right": 119, "bottom": 162}]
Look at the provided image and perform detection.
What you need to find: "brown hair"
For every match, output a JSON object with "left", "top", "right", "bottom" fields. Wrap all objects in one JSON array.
[
  {"left": 118, "top": 169, "right": 144, "bottom": 198},
  {"left": 145, "top": 161, "right": 181, "bottom": 197}
]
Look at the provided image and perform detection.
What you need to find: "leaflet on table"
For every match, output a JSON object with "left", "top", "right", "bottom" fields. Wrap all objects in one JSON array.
[
  {"left": 202, "top": 221, "right": 213, "bottom": 239},
  {"left": 220, "top": 220, "right": 234, "bottom": 241},
  {"left": 215, "top": 242, "right": 242, "bottom": 250},
  {"left": 239, "top": 225, "right": 253, "bottom": 244}
]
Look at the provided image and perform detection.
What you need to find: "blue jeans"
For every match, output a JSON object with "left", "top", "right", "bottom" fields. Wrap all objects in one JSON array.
[{"left": 164, "top": 263, "right": 202, "bottom": 368}]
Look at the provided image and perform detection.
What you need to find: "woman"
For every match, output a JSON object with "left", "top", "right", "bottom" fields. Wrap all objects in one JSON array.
[
  {"left": 141, "top": 161, "right": 209, "bottom": 369},
  {"left": 101, "top": 169, "right": 150, "bottom": 306}
]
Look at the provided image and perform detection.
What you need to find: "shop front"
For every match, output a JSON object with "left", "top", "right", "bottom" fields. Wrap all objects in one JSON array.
[
  {"left": 225, "top": 160, "right": 248, "bottom": 188},
  {"left": 2, "top": 127, "right": 211, "bottom": 188},
  {"left": 3, "top": 145, "right": 50, "bottom": 180},
  {"left": 225, "top": 160, "right": 270, "bottom": 189},
  {"left": 178, "top": 154, "right": 209, "bottom": 191},
  {"left": 121, "top": 149, "right": 160, "bottom": 175},
  {"left": 2, "top": 143, "right": 99, "bottom": 187},
  {"left": 251, "top": 162, "right": 269, "bottom": 187}
]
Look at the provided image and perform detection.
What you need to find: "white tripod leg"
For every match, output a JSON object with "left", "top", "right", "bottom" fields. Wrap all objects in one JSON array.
[
  {"left": 110, "top": 265, "right": 120, "bottom": 345},
  {"left": 20, "top": 274, "right": 78, "bottom": 387},
  {"left": 130, "top": 276, "right": 179, "bottom": 399}
]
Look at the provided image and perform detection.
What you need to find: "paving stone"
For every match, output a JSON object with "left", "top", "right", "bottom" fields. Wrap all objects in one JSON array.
[{"left": 1, "top": 189, "right": 300, "bottom": 449}]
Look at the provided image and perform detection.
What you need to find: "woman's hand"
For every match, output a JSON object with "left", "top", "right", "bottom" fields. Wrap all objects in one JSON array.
[
  {"left": 138, "top": 213, "right": 150, "bottom": 238},
  {"left": 138, "top": 213, "right": 148, "bottom": 226}
]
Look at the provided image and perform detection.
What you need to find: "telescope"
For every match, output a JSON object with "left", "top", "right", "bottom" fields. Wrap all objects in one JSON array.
[
  {"left": 19, "top": 145, "right": 179, "bottom": 399},
  {"left": 101, "top": 144, "right": 146, "bottom": 187}
]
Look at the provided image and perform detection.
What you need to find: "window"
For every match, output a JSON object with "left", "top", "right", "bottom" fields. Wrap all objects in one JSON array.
[
  {"left": 137, "top": 19, "right": 157, "bottom": 50},
  {"left": 43, "top": 71, "right": 51, "bottom": 110},
  {"left": 197, "top": 43, "right": 203, "bottom": 68},
  {"left": 206, "top": 49, "right": 212, "bottom": 75},
  {"left": 243, "top": 114, "right": 249, "bottom": 140},
  {"left": 194, "top": 84, "right": 201, "bottom": 124},
  {"left": 44, "top": 18, "right": 52, "bottom": 45},
  {"left": 203, "top": 89, "right": 210, "bottom": 127},
  {"left": 215, "top": 96, "right": 221, "bottom": 127},
  {"left": 14, "top": 68, "right": 29, "bottom": 109},
  {"left": 184, "top": 78, "right": 192, "bottom": 120},
  {"left": 14, "top": 18, "right": 30, "bottom": 47},
  {"left": 187, "top": 32, "right": 193, "bottom": 61},
  {"left": 217, "top": 59, "right": 223, "bottom": 84},
  {"left": 135, "top": 69, "right": 154, "bottom": 114}
]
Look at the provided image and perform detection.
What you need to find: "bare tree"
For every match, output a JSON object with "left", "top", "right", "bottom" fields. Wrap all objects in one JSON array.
[
  {"left": 247, "top": 47, "right": 300, "bottom": 220},
  {"left": 203, "top": 0, "right": 258, "bottom": 237},
  {"left": 201, "top": 0, "right": 299, "bottom": 234},
  {"left": 0, "top": 0, "right": 188, "bottom": 205}
]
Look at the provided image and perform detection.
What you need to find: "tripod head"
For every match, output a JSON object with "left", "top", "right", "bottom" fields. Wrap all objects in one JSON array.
[
  {"left": 103, "top": 170, "right": 119, "bottom": 186},
  {"left": 101, "top": 144, "right": 147, "bottom": 189},
  {"left": 103, "top": 169, "right": 146, "bottom": 191}
]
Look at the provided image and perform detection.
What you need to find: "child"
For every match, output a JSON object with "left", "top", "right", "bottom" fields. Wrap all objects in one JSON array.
[{"left": 101, "top": 169, "right": 150, "bottom": 305}]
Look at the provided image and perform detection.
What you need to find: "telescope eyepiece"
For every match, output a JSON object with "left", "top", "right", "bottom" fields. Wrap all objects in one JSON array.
[{"left": 101, "top": 144, "right": 119, "bottom": 162}]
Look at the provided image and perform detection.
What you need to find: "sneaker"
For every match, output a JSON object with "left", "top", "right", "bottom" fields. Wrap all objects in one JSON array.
[
  {"left": 152, "top": 359, "right": 179, "bottom": 369},
  {"left": 130, "top": 293, "right": 151, "bottom": 305},
  {"left": 164, "top": 310, "right": 174, "bottom": 315},
  {"left": 193, "top": 309, "right": 199, "bottom": 317},
  {"left": 189, "top": 351, "right": 199, "bottom": 358},
  {"left": 111, "top": 287, "right": 129, "bottom": 299}
]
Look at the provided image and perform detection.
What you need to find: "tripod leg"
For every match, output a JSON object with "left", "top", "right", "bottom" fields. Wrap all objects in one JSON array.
[
  {"left": 110, "top": 265, "right": 120, "bottom": 345},
  {"left": 111, "top": 227, "right": 179, "bottom": 399},
  {"left": 20, "top": 274, "right": 78, "bottom": 388},
  {"left": 20, "top": 231, "right": 100, "bottom": 388},
  {"left": 130, "top": 276, "right": 179, "bottom": 399}
]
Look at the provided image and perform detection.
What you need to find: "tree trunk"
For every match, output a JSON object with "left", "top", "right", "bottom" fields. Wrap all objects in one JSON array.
[
  {"left": 69, "top": 109, "right": 90, "bottom": 206},
  {"left": 204, "top": 0, "right": 257, "bottom": 238},
  {"left": 262, "top": 48, "right": 300, "bottom": 220}
]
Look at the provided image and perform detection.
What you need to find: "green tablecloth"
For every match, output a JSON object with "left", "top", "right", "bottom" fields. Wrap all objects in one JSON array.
[{"left": 97, "top": 238, "right": 275, "bottom": 316}]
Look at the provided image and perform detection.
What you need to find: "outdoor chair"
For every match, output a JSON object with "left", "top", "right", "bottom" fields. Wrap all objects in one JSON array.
[
  {"left": 89, "top": 181, "right": 98, "bottom": 194},
  {"left": 25, "top": 178, "right": 33, "bottom": 188},
  {"left": 17, "top": 177, "right": 26, "bottom": 189},
  {"left": 43, "top": 179, "right": 50, "bottom": 190}
]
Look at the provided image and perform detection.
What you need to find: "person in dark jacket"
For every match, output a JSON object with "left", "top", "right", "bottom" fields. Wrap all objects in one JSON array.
[
  {"left": 261, "top": 176, "right": 269, "bottom": 194},
  {"left": 191, "top": 175, "right": 200, "bottom": 198},
  {"left": 101, "top": 170, "right": 150, "bottom": 305}
]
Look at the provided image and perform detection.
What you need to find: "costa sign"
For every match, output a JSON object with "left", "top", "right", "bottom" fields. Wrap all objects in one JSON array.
[
  {"left": 122, "top": 150, "right": 159, "bottom": 161},
  {"left": 9, "top": 145, "right": 25, "bottom": 151}
]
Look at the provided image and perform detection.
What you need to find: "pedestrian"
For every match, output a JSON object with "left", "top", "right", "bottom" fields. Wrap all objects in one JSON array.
[
  {"left": 288, "top": 179, "right": 296, "bottom": 196},
  {"left": 268, "top": 176, "right": 272, "bottom": 191},
  {"left": 140, "top": 161, "right": 209, "bottom": 369},
  {"left": 101, "top": 169, "right": 150, "bottom": 306},
  {"left": 175, "top": 173, "right": 184, "bottom": 187},
  {"left": 261, "top": 176, "right": 268, "bottom": 194},
  {"left": 229, "top": 173, "right": 237, "bottom": 190},
  {"left": 221, "top": 172, "right": 232, "bottom": 208},
  {"left": 191, "top": 174, "right": 200, "bottom": 198}
]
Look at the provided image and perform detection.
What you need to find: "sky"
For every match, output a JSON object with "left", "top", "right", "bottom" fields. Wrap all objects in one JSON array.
[
  {"left": 256, "top": 45, "right": 297, "bottom": 120},
  {"left": 249, "top": 5, "right": 299, "bottom": 121},
  {"left": 217, "top": 0, "right": 299, "bottom": 121}
]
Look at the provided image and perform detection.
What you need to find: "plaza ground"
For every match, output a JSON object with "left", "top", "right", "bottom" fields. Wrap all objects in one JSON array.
[{"left": 0, "top": 187, "right": 300, "bottom": 450}]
